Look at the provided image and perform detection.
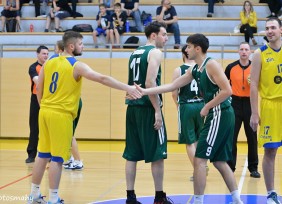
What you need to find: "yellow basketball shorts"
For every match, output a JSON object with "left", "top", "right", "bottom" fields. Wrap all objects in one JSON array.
[
  {"left": 38, "top": 108, "right": 73, "bottom": 162},
  {"left": 258, "top": 98, "right": 282, "bottom": 148}
]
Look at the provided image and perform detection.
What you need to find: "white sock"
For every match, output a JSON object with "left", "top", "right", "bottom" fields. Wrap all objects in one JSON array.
[
  {"left": 194, "top": 195, "right": 204, "bottom": 204},
  {"left": 31, "top": 183, "right": 40, "bottom": 198},
  {"left": 268, "top": 190, "right": 276, "bottom": 195},
  {"left": 231, "top": 190, "right": 241, "bottom": 202},
  {"left": 49, "top": 189, "right": 59, "bottom": 203}
]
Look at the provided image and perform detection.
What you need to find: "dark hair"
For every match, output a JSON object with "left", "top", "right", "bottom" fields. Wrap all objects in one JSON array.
[
  {"left": 63, "top": 31, "right": 83, "bottom": 49},
  {"left": 266, "top": 17, "right": 282, "bottom": 27},
  {"left": 144, "top": 21, "right": 167, "bottom": 38},
  {"left": 114, "top": 2, "right": 121, "bottom": 7},
  {"left": 36, "top": 45, "right": 48, "bottom": 53},
  {"left": 99, "top": 3, "right": 106, "bottom": 8},
  {"left": 181, "top": 44, "right": 188, "bottom": 59},
  {"left": 186, "top": 33, "right": 209, "bottom": 54}
]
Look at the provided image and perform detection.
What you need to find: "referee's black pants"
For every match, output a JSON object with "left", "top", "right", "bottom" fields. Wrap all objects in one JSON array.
[
  {"left": 227, "top": 95, "right": 259, "bottom": 173},
  {"left": 26, "top": 94, "right": 39, "bottom": 159}
]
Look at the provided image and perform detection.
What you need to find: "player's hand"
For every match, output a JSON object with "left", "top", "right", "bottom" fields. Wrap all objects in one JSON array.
[
  {"left": 126, "top": 85, "right": 142, "bottom": 100},
  {"left": 154, "top": 111, "right": 163, "bottom": 130},
  {"left": 250, "top": 113, "right": 260, "bottom": 132},
  {"left": 134, "top": 83, "right": 147, "bottom": 95},
  {"left": 200, "top": 106, "right": 209, "bottom": 117}
]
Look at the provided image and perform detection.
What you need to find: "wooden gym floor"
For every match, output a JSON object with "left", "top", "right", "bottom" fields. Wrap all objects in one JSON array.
[{"left": 0, "top": 139, "right": 282, "bottom": 204}]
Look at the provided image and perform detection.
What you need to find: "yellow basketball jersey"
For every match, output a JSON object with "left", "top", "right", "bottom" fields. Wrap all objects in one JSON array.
[
  {"left": 40, "top": 54, "right": 82, "bottom": 119},
  {"left": 259, "top": 44, "right": 282, "bottom": 99}
]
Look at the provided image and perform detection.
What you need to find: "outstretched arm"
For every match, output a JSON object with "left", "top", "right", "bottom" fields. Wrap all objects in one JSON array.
[
  {"left": 74, "top": 61, "right": 142, "bottom": 99},
  {"left": 136, "top": 68, "right": 193, "bottom": 96}
]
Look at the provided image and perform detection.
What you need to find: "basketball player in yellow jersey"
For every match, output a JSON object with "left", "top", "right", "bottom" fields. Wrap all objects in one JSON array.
[
  {"left": 250, "top": 17, "right": 282, "bottom": 204},
  {"left": 27, "top": 31, "right": 142, "bottom": 204}
]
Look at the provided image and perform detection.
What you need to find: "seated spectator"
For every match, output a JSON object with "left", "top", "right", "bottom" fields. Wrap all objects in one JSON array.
[
  {"left": 92, "top": 3, "right": 111, "bottom": 48},
  {"left": 109, "top": 3, "right": 127, "bottom": 48},
  {"left": 100, "top": 0, "right": 115, "bottom": 16},
  {"left": 121, "top": 0, "right": 143, "bottom": 32},
  {"left": 68, "top": 0, "right": 78, "bottom": 18},
  {"left": 240, "top": 0, "right": 257, "bottom": 45},
  {"left": 1, "top": 0, "right": 21, "bottom": 32},
  {"left": 205, "top": 0, "right": 224, "bottom": 17},
  {"left": 156, "top": 0, "right": 181, "bottom": 49},
  {"left": 266, "top": 0, "right": 282, "bottom": 18},
  {"left": 44, "top": 0, "right": 72, "bottom": 32}
]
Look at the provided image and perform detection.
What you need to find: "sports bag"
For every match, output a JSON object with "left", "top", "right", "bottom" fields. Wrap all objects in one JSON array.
[
  {"left": 123, "top": 36, "right": 140, "bottom": 49},
  {"left": 72, "top": 24, "right": 93, "bottom": 32}
]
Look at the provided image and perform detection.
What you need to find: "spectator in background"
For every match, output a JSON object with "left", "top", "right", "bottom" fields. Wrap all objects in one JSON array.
[
  {"left": 1, "top": 0, "right": 21, "bottom": 32},
  {"left": 205, "top": 0, "right": 224, "bottom": 18},
  {"left": 100, "top": 0, "right": 115, "bottom": 16},
  {"left": 225, "top": 42, "right": 260, "bottom": 178},
  {"left": 110, "top": 3, "right": 127, "bottom": 48},
  {"left": 44, "top": 0, "right": 72, "bottom": 32},
  {"left": 240, "top": 0, "right": 257, "bottom": 45},
  {"left": 121, "top": 0, "right": 143, "bottom": 32},
  {"left": 156, "top": 0, "right": 181, "bottom": 49},
  {"left": 92, "top": 3, "right": 111, "bottom": 48},
  {"left": 266, "top": 0, "right": 282, "bottom": 18}
]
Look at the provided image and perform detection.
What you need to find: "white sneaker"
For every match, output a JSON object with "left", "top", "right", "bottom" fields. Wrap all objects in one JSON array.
[
  {"left": 27, "top": 194, "right": 47, "bottom": 204},
  {"left": 64, "top": 160, "right": 83, "bottom": 170},
  {"left": 62, "top": 156, "right": 74, "bottom": 168},
  {"left": 267, "top": 192, "right": 281, "bottom": 204}
]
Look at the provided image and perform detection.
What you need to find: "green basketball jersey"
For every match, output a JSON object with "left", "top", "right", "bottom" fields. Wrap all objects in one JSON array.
[
  {"left": 192, "top": 57, "right": 231, "bottom": 109},
  {"left": 126, "top": 45, "right": 162, "bottom": 106},
  {"left": 178, "top": 64, "right": 203, "bottom": 104}
]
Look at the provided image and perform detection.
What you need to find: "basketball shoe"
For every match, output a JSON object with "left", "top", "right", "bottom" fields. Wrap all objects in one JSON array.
[
  {"left": 64, "top": 160, "right": 83, "bottom": 170},
  {"left": 27, "top": 194, "right": 47, "bottom": 204},
  {"left": 153, "top": 192, "right": 173, "bottom": 204},
  {"left": 47, "top": 198, "right": 64, "bottom": 204},
  {"left": 62, "top": 156, "right": 74, "bottom": 168},
  {"left": 267, "top": 192, "right": 281, "bottom": 204}
]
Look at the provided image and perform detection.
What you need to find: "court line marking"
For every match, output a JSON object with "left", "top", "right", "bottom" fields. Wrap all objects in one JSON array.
[
  {"left": 238, "top": 156, "right": 248, "bottom": 195},
  {"left": 90, "top": 194, "right": 266, "bottom": 204},
  {"left": 0, "top": 173, "right": 32, "bottom": 190}
]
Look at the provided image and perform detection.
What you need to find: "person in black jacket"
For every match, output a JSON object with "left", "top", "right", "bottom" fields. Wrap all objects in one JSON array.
[{"left": 44, "top": 0, "right": 72, "bottom": 32}]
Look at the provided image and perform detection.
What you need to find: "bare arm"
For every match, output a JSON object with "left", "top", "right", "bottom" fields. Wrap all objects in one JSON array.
[
  {"left": 171, "top": 67, "right": 180, "bottom": 106},
  {"left": 201, "top": 60, "right": 232, "bottom": 116},
  {"left": 146, "top": 49, "right": 163, "bottom": 130},
  {"left": 165, "top": 15, "right": 178, "bottom": 25},
  {"left": 156, "top": 7, "right": 166, "bottom": 22},
  {"left": 136, "top": 67, "right": 192, "bottom": 95},
  {"left": 74, "top": 61, "right": 141, "bottom": 99},
  {"left": 32, "top": 76, "right": 39, "bottom": 85},
  {"left": 250, "top": 49, "right": 261, "bottom": 131},
  {"left": 36, "top": 67, "right": 45, "bottom": 105}
]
